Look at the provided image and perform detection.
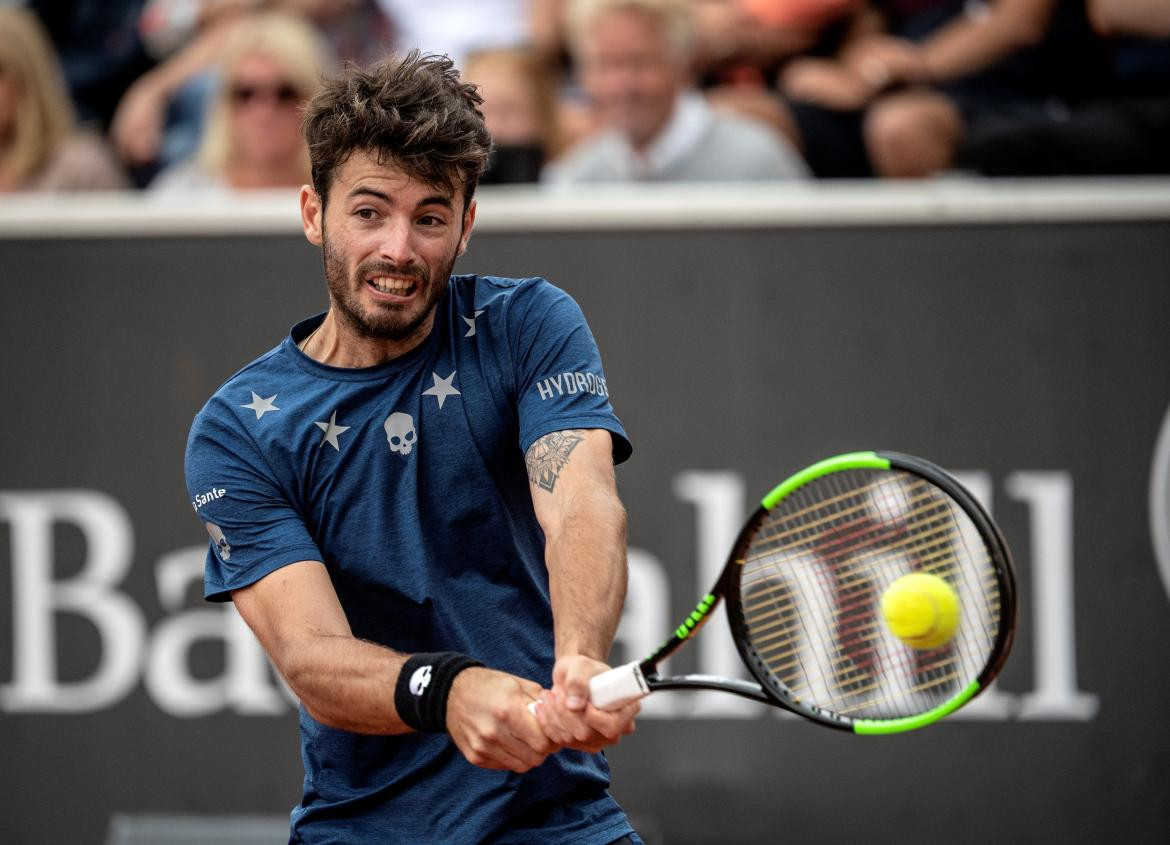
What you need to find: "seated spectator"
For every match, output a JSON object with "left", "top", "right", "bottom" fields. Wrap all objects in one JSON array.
[
  {"left": 957, "top": 0, "right": 1170, "bottom": 175},
  {"left": 0, "top": 7, "right": 128, "bottom": 193},
  {"left": 773, "top": 0, "right": 1109, "bottom": 178},
  {"left": 112, "top": 1, "right": 381, "bottom": 184},
  {"left": 544, "top": 0, "right": 809, "bottom": 183},
  {"left": 463, "top": 47, "right": 561, "bottom": 183},
  {"left": 149, "top": 11, "right": 329, "bottom": 193},
  {"left": 694, "top": 0, "right": 864, "bottom": 136}
]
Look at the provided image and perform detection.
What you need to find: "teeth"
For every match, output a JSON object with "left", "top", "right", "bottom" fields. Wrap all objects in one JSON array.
[{"left": 370, "top": 277, "right": 414, "bottom": 294}]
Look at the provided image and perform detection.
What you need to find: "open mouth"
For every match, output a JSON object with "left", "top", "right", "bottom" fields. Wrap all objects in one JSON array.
[{"left": 368, "top": 275, "right": 419, "bottom": 298}]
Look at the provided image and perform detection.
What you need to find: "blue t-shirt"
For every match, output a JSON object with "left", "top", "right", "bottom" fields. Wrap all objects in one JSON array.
[{"left": 185, "top": 275, "right": 636, "bottom": 844}]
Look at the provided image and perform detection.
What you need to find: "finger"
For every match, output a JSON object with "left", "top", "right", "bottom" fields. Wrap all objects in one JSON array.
[
  {"left": 536, "top": 687, "right": 594, "bottom": 746},
  {"left": 516, "top": 697, "right": 561, "bottom": 756},
  {"left": 452, "top": 719, "right": 537, "bottom": 772},
  {"left": 499, "top": 724, "right": 553, "bottom": 769},
  {"left": 464, "top": 740, "right": 542, "bottom": 773},
  {"left": 556, "top": 662, "right": 595, "bottom": 712},
  {"left": 546, "top": 687, "right": 596, "bottom": 742},
  {"left": 582, "top": 700, "right": 640, "bottom": 740},
  {"left": 473, "top": 712, "right": 550, "bottom": 771},
  {"left": 532, "top": 692, "right": 574, "bottom": 746}
]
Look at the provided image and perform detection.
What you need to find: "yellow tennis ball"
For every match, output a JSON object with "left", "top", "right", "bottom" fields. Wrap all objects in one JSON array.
[{"left": 881, "top": 573, "right": 960, "bottom": 650}]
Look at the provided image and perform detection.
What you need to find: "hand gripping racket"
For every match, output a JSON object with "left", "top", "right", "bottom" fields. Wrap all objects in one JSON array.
[{"left": 593, "top": 451, "right": 1016, "bottom": 734}]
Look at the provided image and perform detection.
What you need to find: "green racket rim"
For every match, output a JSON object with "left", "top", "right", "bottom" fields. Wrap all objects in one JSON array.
[
  {"left": 761, "top": 452, "right": 891, "bottom": 510},
  {"left": 852, "top": 680, "right": 982, "bottom": 735}
]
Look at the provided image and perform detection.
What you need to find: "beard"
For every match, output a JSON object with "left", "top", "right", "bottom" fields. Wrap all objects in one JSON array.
[{"left": 321, "top": 233, "right": 455, "bottom": 343}]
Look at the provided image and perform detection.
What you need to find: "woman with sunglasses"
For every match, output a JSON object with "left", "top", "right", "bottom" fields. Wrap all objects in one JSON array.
[{"left": 151, "top": 11, "right": 331, "bottom": 194}]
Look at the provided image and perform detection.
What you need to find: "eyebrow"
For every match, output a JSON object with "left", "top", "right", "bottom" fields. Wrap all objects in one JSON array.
[{"left": 346, "top": 187, "right": 455, "bottom": 210}]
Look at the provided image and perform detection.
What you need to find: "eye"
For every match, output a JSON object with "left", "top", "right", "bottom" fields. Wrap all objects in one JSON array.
[
  {"left": 418, "top": 214, "right": 444, "bottom": 226},
  {"left": 355, "top": 208, "right": 378, "bottom": 220}
]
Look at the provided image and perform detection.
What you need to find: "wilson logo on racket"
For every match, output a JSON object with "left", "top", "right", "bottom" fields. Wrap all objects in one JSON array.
[{"left": 674, "top": 594, "right": 717, "bottom": 640}]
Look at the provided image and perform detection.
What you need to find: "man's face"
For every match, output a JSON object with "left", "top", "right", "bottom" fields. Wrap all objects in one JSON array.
[
  {"left": 578, "top": 8, "right": 684, "bottom": 150},
  {"left": 302, "top": 149, "right": 475, "bottom": 348}
]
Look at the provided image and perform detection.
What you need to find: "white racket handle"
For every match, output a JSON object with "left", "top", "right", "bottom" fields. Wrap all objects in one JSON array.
[
  {"left": 525, "top": 660, "right": 650, "bottom": 716},
  {"left": 589, "top": 661, "right": 650, "bottom": 710}
]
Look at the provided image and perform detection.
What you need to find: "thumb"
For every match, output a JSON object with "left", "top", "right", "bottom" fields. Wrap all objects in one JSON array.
[{"left": 555, "top": 656, "right": 601, "bottom": 711}]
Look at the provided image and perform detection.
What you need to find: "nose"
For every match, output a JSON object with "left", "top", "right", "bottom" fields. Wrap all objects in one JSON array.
[{"left": 376, "top": 217, "right": 417, "bottom": 269}]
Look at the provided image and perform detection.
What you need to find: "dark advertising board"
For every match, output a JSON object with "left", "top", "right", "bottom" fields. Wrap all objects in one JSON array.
[{"left": 2, "top": 189, "right": 1169, "bottom": 843}]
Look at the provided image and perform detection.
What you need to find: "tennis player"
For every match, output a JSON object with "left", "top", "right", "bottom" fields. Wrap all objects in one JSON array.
[{"left": 184, "top": 50, "right": 642, "bottom": 844}]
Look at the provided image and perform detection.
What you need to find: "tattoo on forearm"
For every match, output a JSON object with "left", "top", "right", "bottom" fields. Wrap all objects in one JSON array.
[{"left": 526, "top": 430, "right": 585, "bottom": 492}]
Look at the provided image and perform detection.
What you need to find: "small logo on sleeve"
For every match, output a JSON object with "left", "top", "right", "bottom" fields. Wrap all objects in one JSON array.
[
  {"left": 205, "top": 522, "right": 232, "bottom": 561},
  {"left": 192, "top": 487, "right": 227, "bottom": 511},
  {"left": 534, "top": 372, "right": 609, "bottom": 401}
]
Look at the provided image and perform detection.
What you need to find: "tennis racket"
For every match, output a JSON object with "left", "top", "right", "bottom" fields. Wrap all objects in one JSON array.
[{"left": 592, "top": 451, "right": 1016, "bottom": 734}]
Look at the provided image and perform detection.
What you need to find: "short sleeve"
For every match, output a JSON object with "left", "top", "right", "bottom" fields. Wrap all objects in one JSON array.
[
  {"left": 506, "top": 279, "right": 632, "bottom": 463},
  {"left": 185, "top": 405, "right": 322, "bottom": 601}
]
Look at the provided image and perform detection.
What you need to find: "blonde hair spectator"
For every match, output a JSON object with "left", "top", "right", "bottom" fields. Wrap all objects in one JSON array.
[
  {"left": 151, "top": 11, "right": 331, "bottom": 193},
  {"left": 0, "top": 7, "right": 126, "bottom": 192},
  {"left": 199, "top": 12, "right": 328, "bottom": 179}
]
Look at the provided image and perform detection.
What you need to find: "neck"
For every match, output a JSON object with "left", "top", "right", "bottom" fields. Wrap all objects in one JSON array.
[
  {"left": 627, "top": 106, "right": 674, "bottom": 153},
  {"left": 300, "top": 309, "right": 436, "bottom": 368}
]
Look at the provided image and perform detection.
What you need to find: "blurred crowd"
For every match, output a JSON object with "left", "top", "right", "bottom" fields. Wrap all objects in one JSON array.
[{"left": 0, "top": 0, "right": 1167, "bottom": 196}]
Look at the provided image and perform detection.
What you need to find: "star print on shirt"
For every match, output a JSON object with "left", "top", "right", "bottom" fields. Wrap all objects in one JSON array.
[
  {"left": 463, "top": 310, "right": 485, "bottom": 337},
  {"left": 242, "top": 392, "right": 279, "bottom": 420},
  {"left": 314, "top": 411, "right": 351, "bottom": 450},
  {"left": 422, "top": 371, "right": 461, "bottom": 409}
]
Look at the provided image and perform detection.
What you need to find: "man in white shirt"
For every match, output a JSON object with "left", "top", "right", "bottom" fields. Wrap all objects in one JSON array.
[{"left": 544, "top": 0, "right": 809, "bottom": 184}]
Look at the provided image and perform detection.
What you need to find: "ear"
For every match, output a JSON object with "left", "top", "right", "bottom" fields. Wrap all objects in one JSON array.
[
  {"left": 300, "top": 184, "right": 323, "bottom": 246},
  {"left": 457, "top": 199, "right": 477, "bottom": 257}
]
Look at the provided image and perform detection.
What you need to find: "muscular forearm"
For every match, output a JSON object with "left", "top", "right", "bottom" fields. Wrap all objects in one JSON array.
[
  {"left": 524, "top": 429, "right": 638, "bottom": 748},
  {"left": 277, "top": 634, "right": 412, "bottom": 734},
  {"left": 545, "top": 486, "right": 628, "bottom": 661},
  {"left": 232, "top": 563, "right": 552, "bottom": 770}
]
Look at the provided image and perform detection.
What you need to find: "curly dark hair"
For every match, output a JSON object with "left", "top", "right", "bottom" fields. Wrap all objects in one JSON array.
[{"left": 303, "top": 50, "right": 492, "bottom": 207}]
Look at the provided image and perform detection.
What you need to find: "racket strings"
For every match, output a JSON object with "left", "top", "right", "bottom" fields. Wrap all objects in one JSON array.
[
  {"left": 796, "top": 479, "right": 984, "bottom": 708},
  {"left": 771, "top": 479, "right": 990, "bottom": 712},
  {"left": 736, "top": 469, "right": 1003, "bottom": 721}
]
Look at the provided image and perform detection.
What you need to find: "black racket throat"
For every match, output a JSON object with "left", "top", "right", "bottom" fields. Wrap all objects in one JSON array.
[{"left": 640, "top": 672, "right": 772, "bottom": 705}]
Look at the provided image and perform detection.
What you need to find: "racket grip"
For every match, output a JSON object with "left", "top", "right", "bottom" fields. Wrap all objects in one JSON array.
[{"left": 589, "top": 661, "right": 650, "bottom": 710}]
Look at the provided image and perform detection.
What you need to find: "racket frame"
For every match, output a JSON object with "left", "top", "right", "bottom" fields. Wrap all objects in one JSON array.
[{"left": 617, "top": 450, "right": 1017, "bottom": 733}]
